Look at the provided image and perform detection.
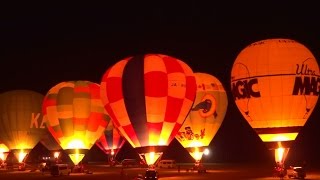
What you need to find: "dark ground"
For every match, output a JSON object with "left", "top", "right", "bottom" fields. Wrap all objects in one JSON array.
[{"left": 1, "top": 162, "right": 320, "bottom": 180}]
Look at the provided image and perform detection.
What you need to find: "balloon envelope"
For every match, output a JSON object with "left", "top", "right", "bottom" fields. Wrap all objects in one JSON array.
[
  {"left": 96, "top": 120, "right": 126, "bottom": 158},
  {"left": 0, "top": 90, "right": 46, "bottom": 162},
  {"left": 42, "top": 81, "right": 109, "bottom": 165},
  {"left": 100, "top": 54, "right": 197, "bottom": 165},
  {"left": 231, "top": 39, "right": 319, "bottom": 162},
  {"left": 176, "top": 72, "right": 228, "bottom": 161}
]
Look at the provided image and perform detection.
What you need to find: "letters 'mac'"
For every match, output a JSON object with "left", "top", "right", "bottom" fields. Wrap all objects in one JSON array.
[
  {"left": 293, "top": 63, "right": 320, "bottom": 96},
  {"left": 292, "top": 76, "right": 320, "bottom": 96}
]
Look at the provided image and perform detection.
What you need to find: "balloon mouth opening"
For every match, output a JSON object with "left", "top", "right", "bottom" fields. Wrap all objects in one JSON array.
[
  {"left": 186, "top": 146, "right": 208, "bottom": 161},
  {"left": 139, "top": 152, "right": 163, "bottom": 166},
  {"left": 65, "top": 149, "right": 89, "bottom": 165},
  {"left": 11, "top": 149, "right": 31, "bottom": 163},
  {"left": 0, "top": 152, "right": 9, "bottom": 161},
  {"left": 69, "top": 153, "right": 85, "bottom": 165},
  {"left": 135, "top": 146, "right": 167, "bottom": 166},
  {"left": 275, "top": 145, "right": 289, "bottom": 164}
]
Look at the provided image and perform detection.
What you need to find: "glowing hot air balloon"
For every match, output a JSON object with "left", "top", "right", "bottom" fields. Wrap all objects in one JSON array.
[
  {"left": 100, "top": 54, "right": 197, "bottom": 166},
  {"left": 0, "top": 90, "right": 47, "bottom": 163},
  {"left": 231, "top": 38, "right": 319, "bottom": 165},
  {"left": 176, "top": 72, "right": 228, "bottom": 163},
  {"left": 42, "top": 81, "right": 109, "bottom": 165},
  {"left": 96, "top": 120, "right": 126, "bottom": 165}
]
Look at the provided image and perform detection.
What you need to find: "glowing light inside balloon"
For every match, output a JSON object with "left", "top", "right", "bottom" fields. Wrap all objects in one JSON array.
[
  {"left": 189, "top": 141, "right": 203, "bottom": 147},
  {"left": 67, "top": 139, "right": 85, "bottom": 149},
  {"left": 0, "top": 144, "right": 9, "bottom": 161},
  {"left": 158, "top": 138, "right": 167, "bottom": 146},
  {"left": 111, "top": 149, "right": 115, "bottom": 156},
  {"left": 17, "top": 143, "right": 27, "bottom": 150},
  {"left": 189, "top": 147, "right": 204, "bottom": 161},
  {"left": 143, "top": 152, "right": 162, "bottom": 166},
  {"left": 0, "top": 144, "right": 9, "bottom": 153},
  {"left": 0, "top": 153, "right": 8, "bottom": 161},
  {"left": 275, "top": 147, "right": 285, "bottom": 163},
  {"left": 18, "top": 150, "right": 27, "bottom": 163}
]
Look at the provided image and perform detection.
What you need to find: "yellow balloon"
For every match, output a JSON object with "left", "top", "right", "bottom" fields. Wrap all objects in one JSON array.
[
  {"left": 176, "top": 72, "right": 228, "bottom": 161},
  {"left": 231, "top": 38, "right": 319, "bottom": 163}
]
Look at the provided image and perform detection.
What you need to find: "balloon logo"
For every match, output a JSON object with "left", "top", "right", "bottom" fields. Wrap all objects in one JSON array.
[
  {"left": 176, "top": 72, "right": 228, "bottom": 162},
  {"left": 231, "top": 38, "right": 319, "bottom": 164},
  {"left": 43, "top": 81, "right": 109, "bottom": 165},
  {"left": 100, "top": 54, "right": 197, "bottom": 165},
  {"left": 195, "top": 93, "right": 216, "bottom": 118}
]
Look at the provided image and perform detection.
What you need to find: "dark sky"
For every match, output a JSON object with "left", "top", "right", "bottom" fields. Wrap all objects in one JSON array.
[{"left": 1, "top": 2, "right": 320, "bottom": 165}]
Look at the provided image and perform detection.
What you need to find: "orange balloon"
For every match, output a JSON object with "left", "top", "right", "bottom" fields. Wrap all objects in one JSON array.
[{"left": 231, "top": 38, "right": 319, "bottom": 163}]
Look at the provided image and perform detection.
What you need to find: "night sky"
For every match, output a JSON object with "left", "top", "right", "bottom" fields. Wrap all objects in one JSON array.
[{"left": 1, "top": 3, "right": 320, "bottom": 166}]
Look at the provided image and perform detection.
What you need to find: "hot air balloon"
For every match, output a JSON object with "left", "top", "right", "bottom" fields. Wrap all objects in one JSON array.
[
  {"left": 176, "top": 72, "right": 228, "bottom": 164},
  {"left": 42, "top": 81, "right": 109, "bottom": 165},
  {"left": 0, "top": 90, "right": 47, "bottom": 164},
  {"left": 0, "top": 142, "right": 9, "bottom": 163},
  {"left": 96, "top": 120, "right": 126, "bottom": 165},
  {"left": 100, "top": 54, "right": 197, "bottom": 166},
  {"left": 231, "top": 38, "right": 319, "bottom": 166}
]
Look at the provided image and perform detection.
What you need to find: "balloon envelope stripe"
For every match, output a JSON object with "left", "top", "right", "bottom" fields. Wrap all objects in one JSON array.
[
  {"left": 122, "top": 125, "right": 139, "bottom": 146},
  {"left": 164, "top": 97, "right": 183, "bottom": 123},
  {"left": 185, "top": 76, "right": 197, "bottom": 100},
  {"left": 105, "top": 77, "right": 123, "bottom": 103},
  {"left": 162, "top": 56, "right": 185, "bottom": 73},
  {"left": 123, "top": 55, "right": 149, "bottom": 145},
  {"left": 145, "top": 71, "right": 168, "bottom": 97}
]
